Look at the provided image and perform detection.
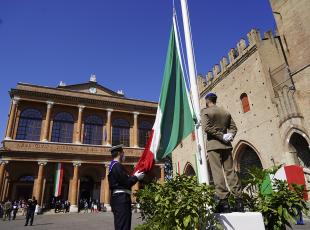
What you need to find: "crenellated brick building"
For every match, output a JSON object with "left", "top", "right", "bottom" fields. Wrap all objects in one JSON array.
[{"left": 173, "top": 0, "right": 310, "bottom": 189}]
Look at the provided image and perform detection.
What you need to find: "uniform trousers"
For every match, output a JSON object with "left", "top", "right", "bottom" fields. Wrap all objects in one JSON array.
[
  {"left": 25, "top": 210, "right": 35, "bottom": 226},
  {"left": 111, "top": 193, "right": 132, "bottom": 230},
  {"left": 208, "top": 149, "right": 242, "bottom": 200}
]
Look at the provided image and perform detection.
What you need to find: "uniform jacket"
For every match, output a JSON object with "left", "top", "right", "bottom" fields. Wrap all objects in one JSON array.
[
  {"left": 108, "top": 162, "right": 138, "bottom": 191},
  {"left": 201, "top": 105, "right": 238, "bottom": 151}
]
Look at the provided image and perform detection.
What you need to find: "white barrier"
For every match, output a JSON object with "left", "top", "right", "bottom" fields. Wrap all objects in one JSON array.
[{"left": 217, "top": 212, "right": 265, "bottom": 230}]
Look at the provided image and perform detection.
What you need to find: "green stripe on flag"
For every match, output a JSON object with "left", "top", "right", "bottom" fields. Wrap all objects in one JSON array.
[{"left": 156, "top": 24, "right": 195, "bottom": 160}]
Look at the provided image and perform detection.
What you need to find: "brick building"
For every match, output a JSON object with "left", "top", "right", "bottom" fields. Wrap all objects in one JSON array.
[{"left": 173, "top": 0, "right": 310, "bottom": 188}]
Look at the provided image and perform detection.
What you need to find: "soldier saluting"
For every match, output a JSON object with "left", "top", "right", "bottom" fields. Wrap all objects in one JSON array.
[{"left": 108, "top": 144, "right": 144, "bottom": 230}]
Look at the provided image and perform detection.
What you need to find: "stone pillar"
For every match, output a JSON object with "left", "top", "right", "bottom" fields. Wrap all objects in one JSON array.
[
  {"left": 75, "top": 105, "right": 85, "bottom": 144},
  {"left": 33, "top": 161, "right": 47, "bottom": 206},
  {"left": 160, "top": 165, "right": 165, "bottom": 184},
  {"left": 41, "top": 101, "right": 54, "bottom": 142},
  {"left": 100, "top": 175, "right": 105, "bottom": 204},
  {"left": 104, "top": 165, "right": 111, "bottom": 210},
  {"left": 3, "top": 177, "right": 10, "bottom": 201},
  {"left": 1, "top": 176, "right": 8, "bottom": 201},
  {"left": 5, "top": 97, "right": 19, "bottom": 140},
  {"left": 69, "top": 162, "right": 81, "bottom": 212},
  {"left": 106, "top": 109, "right": 113, "bottom": 146},
  {"left": 133, "top": 112, "right": 139, "bottom": 147},
  {"left": 0, "top": 161, "right": 8, "bottom": 200}
]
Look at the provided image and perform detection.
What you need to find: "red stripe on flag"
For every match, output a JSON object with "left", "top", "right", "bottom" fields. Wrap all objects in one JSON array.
[
  {"left": 284, "top": 165, "right": 308, "bottom": 200},
  {"left": 132, "top": 130, "right": 155, "bottom": 175}
]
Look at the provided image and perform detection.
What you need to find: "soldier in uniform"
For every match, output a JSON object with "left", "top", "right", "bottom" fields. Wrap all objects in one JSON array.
[
  {"left": 201, "top": 93, "right": 244, "bottom": 213},
  {"left": 108, "top": 145, "right": 144, "bottom": 230},
  {"left": 24, "top": 197, "right": 37, "bottom": 226}
]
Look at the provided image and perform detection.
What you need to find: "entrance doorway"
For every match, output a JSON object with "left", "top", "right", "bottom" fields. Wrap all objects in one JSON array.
[
  {"left": 289, "top": 132, "right": 310, "bottom": 168},
  {"left": 79, "top": 176, "right": 94, "bottom": 201},
  {"left": 238, "top": 145, "right": 263, "bottom": 179}
]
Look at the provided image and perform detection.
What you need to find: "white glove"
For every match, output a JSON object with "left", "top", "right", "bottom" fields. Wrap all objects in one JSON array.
[
  {"left": 223, "top": 133, "right": 234, "bottom": 143},
  {"left": 226, "top": 133, "right": 234, "bottom": 141},
  {"left": 134, "top": 170, "right": 145, "bottom": 181}
]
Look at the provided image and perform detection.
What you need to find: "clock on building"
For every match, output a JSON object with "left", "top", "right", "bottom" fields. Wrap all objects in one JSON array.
[{"left": 89, "top": 87, "right": 97, "bottom": 94}]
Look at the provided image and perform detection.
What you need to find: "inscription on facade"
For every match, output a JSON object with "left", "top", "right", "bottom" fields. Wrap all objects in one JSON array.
[{"left": 3, "top": 141, "right": 142, "bottom": 157}]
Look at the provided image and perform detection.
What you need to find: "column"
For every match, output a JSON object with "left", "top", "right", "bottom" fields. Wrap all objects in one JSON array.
[
  {"left": 33, "top": 161, "right": 47, "bottom": 206},
  {"left": 100, "top": 175, "right": 105, "bottom": 204},
  {"left": 1, "top": 177, "right": 8, "bottom": 201},
  {"left": 160, "top": 165, "right": 165, "bottom": 184},
  {"left": 41, "top": 101, "right": 54, "bottom": 142},
  {"left": 69, "top": 162, "right": 81, "bottom": 212},
  {"left": 0, "top": 161, "right": 8, "bottom": 200},
  {"left": 106, "top": 109, "right": 113, "bottom": 146},
  {"left": 103, "top": 164, "right": 111, "bottom": 210},
  {"left": 75, "top": 105, "right": 85, "bottom": 144},
  {"left": 5, "top": 97, "right": 20, "bottom": 140},
  {"left": 133, "top": 112, "right": 139, "bottom": 148}
]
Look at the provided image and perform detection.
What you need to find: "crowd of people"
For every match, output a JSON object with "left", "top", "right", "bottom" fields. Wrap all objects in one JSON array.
[
  {"left": 78, "top": 199, "right": 104, "bottom": 213},
  {"left": 0, "top": 197, "right": 37, "bottom": 226}
]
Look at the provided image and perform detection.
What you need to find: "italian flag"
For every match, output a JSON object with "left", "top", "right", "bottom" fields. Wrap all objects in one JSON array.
[
  {"left": 133, "top": 17, "right": 195, "bottom": 174},
  {"left": 54, "top": 163, "right": 64, "bottom": 197},
  {"left": 261, "top": 165, "right": 308, "bottom": 200}
]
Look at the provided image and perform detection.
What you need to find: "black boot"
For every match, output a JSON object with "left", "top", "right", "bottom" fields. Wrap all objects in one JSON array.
[
  {"left": 234, "top": 198, "right": 244, "bottom": 212},
  {"left": 217, "top": 199, "right": 231, "bottom": 213}
]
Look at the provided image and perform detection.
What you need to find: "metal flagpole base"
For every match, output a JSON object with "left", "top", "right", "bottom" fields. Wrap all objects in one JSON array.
[{"left": 216, "top": 212, "right": 265, "bottom": 230}]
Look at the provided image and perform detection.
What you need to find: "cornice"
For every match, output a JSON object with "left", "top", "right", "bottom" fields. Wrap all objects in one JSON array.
[{"left": 10, "top": 89, "right": 157, "bottom": 113}]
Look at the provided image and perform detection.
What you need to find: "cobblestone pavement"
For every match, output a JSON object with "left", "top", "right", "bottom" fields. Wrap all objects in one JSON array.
[
  {"left": 0, "top": 212, "right": 308, "bottom": 230},
  {"left": 0, "top": 212, "right": 142, "bottom": 230}
]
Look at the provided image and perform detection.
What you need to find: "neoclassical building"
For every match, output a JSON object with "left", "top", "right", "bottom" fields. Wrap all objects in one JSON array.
[
  {"left": 173, "top": 0, "right": 310, "bottom": 190},
  {"left": 0, "top": 76, "right": 164, "bottom": 212}
]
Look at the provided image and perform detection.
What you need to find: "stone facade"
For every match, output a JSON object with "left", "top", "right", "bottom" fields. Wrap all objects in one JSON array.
[
  {"left": 0, "top": 78, "right": 164, "bottom": 211},
  {"left": 173, "top": 0, "right": 310, "bottom": 187}
]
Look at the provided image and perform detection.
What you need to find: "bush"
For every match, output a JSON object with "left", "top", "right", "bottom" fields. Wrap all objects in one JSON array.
[{"left": 135, "top": 174, "right": 221, "bottom": 230}]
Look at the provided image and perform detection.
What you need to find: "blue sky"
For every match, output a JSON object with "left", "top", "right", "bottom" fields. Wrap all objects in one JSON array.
[{"left": 0, "top": 0, "right": 275, "bottom": 140}]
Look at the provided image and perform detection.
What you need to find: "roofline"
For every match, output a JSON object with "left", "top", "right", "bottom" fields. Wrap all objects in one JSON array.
[
  {"left": 57, "top": 81, "right": 122, "bottom": 97},
  {"left": 13, "top": 82, "right": 158, "bottom": 105}
]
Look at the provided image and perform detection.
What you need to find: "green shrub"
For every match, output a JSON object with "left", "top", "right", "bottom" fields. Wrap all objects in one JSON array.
[{"left": 135, "top": 174, "right": 221, "bottom": 230}]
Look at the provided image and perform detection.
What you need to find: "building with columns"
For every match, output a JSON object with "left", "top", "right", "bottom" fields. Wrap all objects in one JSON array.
[{"left": 0, "top": 77, "right": 165, "bottom": 212}]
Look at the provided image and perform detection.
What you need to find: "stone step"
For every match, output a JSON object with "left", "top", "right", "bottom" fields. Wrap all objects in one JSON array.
[{"left": 217, "top": 212, "right": 265, "bottom": 230}]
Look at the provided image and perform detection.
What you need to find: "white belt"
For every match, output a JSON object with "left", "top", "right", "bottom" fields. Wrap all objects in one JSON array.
[{"left": 113, "top": 189, "right": 131, "bottom": 195}]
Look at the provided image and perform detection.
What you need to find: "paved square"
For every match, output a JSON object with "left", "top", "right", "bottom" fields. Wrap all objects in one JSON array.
[
  {"left": 0, "top": 212, "right": 308, "bottom": 230},
  {"left": 0, "top": 212, "right": 142, "bottom": 230}
]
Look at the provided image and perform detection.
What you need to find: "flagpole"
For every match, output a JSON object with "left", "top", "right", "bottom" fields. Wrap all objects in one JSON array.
[{"left": 180, "top": 0, "right": 209, "bottom": 184}]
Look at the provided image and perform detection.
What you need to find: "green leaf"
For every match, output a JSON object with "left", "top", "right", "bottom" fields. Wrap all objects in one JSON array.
[{"left": 183, "top": 215, "right": 191, "bottom": 228}]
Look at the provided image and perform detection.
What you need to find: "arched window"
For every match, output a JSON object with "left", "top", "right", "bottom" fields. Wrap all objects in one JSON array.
[
  {"left": 240, "top": 93, "right": 250, "bottom": 113},
  {"left": 51, "top": 112, "right": 74, "bottom": 143},
  {"left": 16, "top": 109, "right": 42, "bottom": 141},
  {"left": 139, "top": 121, "right": 152, "bottom": 147},
  {"left": 112, "top": 119, "right": 130, "bottom": 147},
  {"left": 83, "top": 115, "right": 103, "bottom": 145},
  {"left": 184, "top": 163, "right": 196, "bottom": 176}
]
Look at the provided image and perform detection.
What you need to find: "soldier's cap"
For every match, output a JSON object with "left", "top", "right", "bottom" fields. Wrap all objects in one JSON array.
[
  {"left": 205, "top": 93, "right": 217, "bottom": 100},
  {"left": 110, "top": 144, "right": 124, "bottom": 153}
]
